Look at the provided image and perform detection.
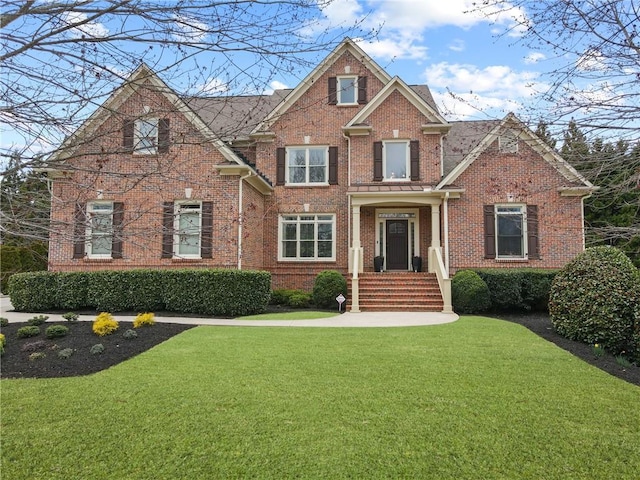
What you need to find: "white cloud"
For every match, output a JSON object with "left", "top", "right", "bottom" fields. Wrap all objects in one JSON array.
[
  {"left": 263, "top": 80, "right": 289, "bottom": 95},
  {"left": 524, "top": 52, "right": 546, "bottom": 64},
  {"left": 173, "top": 15, "right": 209, "bottom": 42},
  {"left": 576, "top": 49, "right": 606, "bottom": 71},
  {"left": 356, "top": 37, "right": 428, "bottom": 61},
  {"left": 449, "top": 39, "right": 465, "bottom": 52},
  {"left": 196, "top": 77, "right": 230, "bottom": 94},
  {"left": 60, "top": 11, "right": 109, "bottom": 38},
  {"left": 423, "top": 62, "right": 545, "bottom": 119}
]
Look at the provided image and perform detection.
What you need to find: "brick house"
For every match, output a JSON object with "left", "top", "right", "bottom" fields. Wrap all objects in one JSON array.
[{"left": 46, "top": 39, "right": 595, "bottom": 313}]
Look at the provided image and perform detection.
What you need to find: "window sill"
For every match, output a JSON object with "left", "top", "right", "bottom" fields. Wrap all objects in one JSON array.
[
  {"left": 171, "top": 257, "right": 203, "bottom": 262},
  {"left": 278, "top": 258, "right": 336, "bottom": 263},
  {"left": 83, "top": 257, "right": 114, "bottom": 262},
  {"left": 283, "top": 184, "right": 330, "bottom": 188},
  {"left": 495, "top": 257, "right": 529, "bottom": 262}
]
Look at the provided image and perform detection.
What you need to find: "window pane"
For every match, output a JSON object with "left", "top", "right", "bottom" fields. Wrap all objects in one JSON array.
[
  {"left": 308, "top": 149, "right": 325, "bottom": 165},
  {"left": 284, "top": 223, "right": 297, "bottom": 240},
  {"left": 339, "top": 78, "right": 356, "bottom": 103},
  {"left": 497, "top": 214, "right": 523, "bottom": 256},
  {"left": 318, "top": 241, "right": 332, "bottom": 258},
  {"left": 318, "top": 223, "right": 332, "bottom": 240},
  {"left": 91, "top": 236, "right": 112, "bottom": 255},
  {"left": 309, "top": 166, "right": 325, "bottom": 183},
  {"left": 289, "top": 166, "right": 306, "bottom": 183},
  {"left": 300, "top": 223, "right": 314, "bottom": 240},
  {"left": 497, "top": 236, "right": 523, "bottom": 256},
  {"left": 290, "top": 149, "right": 306, "bottom": 166},
  {"left": 282, "top": 240, "right": 297, "bottom": 257},
  {"left": 498, "top": 215, "right": 522, "bottom": 236},
  {"left": 178, "top": 235, "right": 200, "bottom": 255},
  {"left": 300, "top": 241, "right": 314, "bottom": 257},
  {"left": 179, "top": 212, "right": 200, "bottom": 234},
  {"left": 385, "top": 143, "right": 407, "bottom": 179}
]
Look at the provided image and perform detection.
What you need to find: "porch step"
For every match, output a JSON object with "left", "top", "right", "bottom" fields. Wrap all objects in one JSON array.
[{"left": 348, "top": 272, "right": 444, "bottom": 312}]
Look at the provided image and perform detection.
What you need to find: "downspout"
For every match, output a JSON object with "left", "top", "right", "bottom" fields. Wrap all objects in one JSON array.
[
  {"left": 443, "top": 191, "right": 450, "bottom": 273},
  {"left": 343, "top": 131, "right": 352, "bottom": 250},
  {"left": 237, "top": 170, "right": 253, "bottom": 270},
  {"left": 580, "top": 193, "right": 592, "bottom": 251}
]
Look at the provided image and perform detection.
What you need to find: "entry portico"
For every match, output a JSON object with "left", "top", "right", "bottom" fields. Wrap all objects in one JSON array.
[{"left": 347, "top": 186, "right": 454, "bottom": 313}]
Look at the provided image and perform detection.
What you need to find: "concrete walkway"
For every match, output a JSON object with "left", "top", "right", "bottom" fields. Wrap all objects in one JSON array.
[{"left": 0, "top": 296, "right": 458, "bottom": 328}]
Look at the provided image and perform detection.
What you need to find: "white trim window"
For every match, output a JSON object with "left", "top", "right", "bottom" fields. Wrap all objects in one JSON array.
[
  {"left": 495, "top": 205, "right": 527, "bottom": 258},
  {"left": 135, "top": 118, "right": 159, "bottom": 155},
  {"left": 384, "top": 140, "right": 409, "bottom": 180},
  {"left": 287, "top": 147, "right": 328, "bottom": 185},
  {"left": 86, "top": 202, "right": 114, "bottom": 258},
  {"left": 279, "top": 214, "right": 335, "bottom": 261},
  {"left": 337, "top": 76, "right": 358, "bottom": 105},
  {"left": 174, "top": 202, "right": 202, "bottom": 257}
]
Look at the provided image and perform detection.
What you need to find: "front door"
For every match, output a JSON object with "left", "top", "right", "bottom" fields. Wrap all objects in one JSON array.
[{"left": 386, "top": 219, "right": 408, "bottom": 270}]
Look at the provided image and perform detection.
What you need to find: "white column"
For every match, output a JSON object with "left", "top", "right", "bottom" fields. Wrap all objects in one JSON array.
[
  {"left": 431, "top": 203, "right": 440, "bottom": 248},
  {"left": 350, "top": 204, "right": 362, "bottom": 312}
]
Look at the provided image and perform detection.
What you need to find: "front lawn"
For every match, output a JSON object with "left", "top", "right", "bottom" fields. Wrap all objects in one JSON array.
[{"left": 2, "top": 316, "right": 639, "bottom": 479}]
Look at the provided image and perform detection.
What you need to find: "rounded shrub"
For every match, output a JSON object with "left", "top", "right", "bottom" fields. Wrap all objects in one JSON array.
[
  {"left": 123, "top": 329, "right": 138, "bottom": 340},
  {"left": 452, "top": 270, "right": 491, "bottom": 314},
  {"left": 0, "top": 317, "right": 8, "bottom": 327},
  {"left": 90, "top": 343, "right": 105, "bottom": 355},
  {"left": 62, "top": 312, "right": 79, "bottom": 322},
  {"left": 289, "top": 293, "right": 312, "bottom": 309},
  {"left": 46, "top": 325, "right": 69, "bottom": 339},
  {"left": 133, "top": 312, "right": 155, "bottom": 328},
  {"left": 0, "top": 333, "right": 5, "bottom": 355},
  {"left": 57, "top": 348, "right": 74, "bottom": 359},
  {"left": 549, "top": 246, "right": 640, "bottom": 358},
  {"left": 27, "top": 315, "right": 49, "bottom": 326},
  {"left": 16, "top": 325, "right": 40, "bottom": 339},
  {"left": 312, "top": 270, "right": 347, "bottom": 309}
]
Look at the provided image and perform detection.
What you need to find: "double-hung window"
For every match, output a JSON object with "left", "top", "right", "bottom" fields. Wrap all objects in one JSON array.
[
  {"left": 279, "top": 214, "right": 335, "bottom": 261},
  {"left": 174, "top": 202, "right": 202, "bottom": 257},
  {"left": 384, "top": 140, "right": 409, "bottom": 180},
  {"left": 495, "top": 205, "right": 526, "bottom": 258},
  {"left": 134, "top": 118, "right": 159, "bottom": 155},
  {"left": 86, "top": 202, "right": 114, "bottom": 258},
  {"left": 337, "top": 76, "right": 358, "bottom": 105},
  {"left": 287, "top": 147, "right": 328, "bottom": 185}
]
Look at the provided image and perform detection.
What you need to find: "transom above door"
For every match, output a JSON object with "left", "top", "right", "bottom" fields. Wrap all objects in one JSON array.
[{"left": 376, "top": 208, "right": 420, "bottom": 271}]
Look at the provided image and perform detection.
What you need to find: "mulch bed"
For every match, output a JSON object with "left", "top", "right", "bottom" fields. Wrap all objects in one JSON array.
[
  {"left": 0, "top": 321, "right": 194, "bottom": 379},
  {"left": 1, "top": 314, "right": 638, "bottom": 386}
]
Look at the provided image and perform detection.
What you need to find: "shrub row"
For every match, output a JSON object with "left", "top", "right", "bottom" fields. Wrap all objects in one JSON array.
[
  {"left": 452, "top": 268, "right": 558, "bottom": 314},
  {"left": 8, "top": 269, "right": 272, "bottom": 317}
]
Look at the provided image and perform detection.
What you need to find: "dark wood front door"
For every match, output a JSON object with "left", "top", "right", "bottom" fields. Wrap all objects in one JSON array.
[{"left": 386, "top": 220, "right": 408, "bottom": 270}]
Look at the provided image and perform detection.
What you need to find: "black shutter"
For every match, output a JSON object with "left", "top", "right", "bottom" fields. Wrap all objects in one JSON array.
[
  {"left": 373, "top": 142, "right": 383, "bottom": 181},
  {"left": 276, "top": 147, "right": 286, "bottom": 185},
  {"left": 158, "top": 118, "right": 170, "bottom": 153},
  {"left": 123, "top": 120, "right": 134, "bottom": 150},
  {"left": 73, "top": 203, "right": 86, "bottom": 259},
  {"left": 484, "top": 205, "right": 496, "bottom": 259},
  {"left": 328, "top": 77, "right": 337, "bottom": 105},
  {"left": 201, "top": 201, "right": 213, "bottom": 258},
  {"left": 527, "top": 205, "right": 540, "bottom": 259},
  {"left": 357, "top": 76, "right": 367, "bottom": 104},
  {"left": 161, "top": 202, "right": 174, "bottom": 258},
  {"left": 329, "top": 146, "right": 338, "bottom": 185},
  {"left": 410, "top": 140, "right": 420, "bottom": 181},
  {"left": 112, "top": 202, "right": 124, "bottom": 259}
]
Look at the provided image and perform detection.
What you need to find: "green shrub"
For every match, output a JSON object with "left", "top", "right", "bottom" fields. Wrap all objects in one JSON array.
[
  {"left": 16, "top": 325, "right": 40, "bottom": 338},
  {"left": 0, "top": 333, "right": 5, "bottom": 355},
  {"left": 452, "top": 271, "right": 491, "bottom": 314},
  {"left": 57, "top": 348, "right": 74, "bottom": 359},
  {"left": 474, "top": 269, "right": 557, "bottom": 312},
  {"left": 549, "top": 246, "right": 640, "bottom": 359},
  {"left": 271, "top": 289, "right": 309, "bottom": 306},
  {"left": 27, "top": 315, "right": 49, "bottom": 326},
  {"left": 56, "top": 272, "right": 91, "bottom": 310},
  {"left": 90, "top": 344, "right": 105, "bottom": 355},
  {"left": 312, "top": 270, "right": 347, "bottom": 309},
  {"left": 0, "top": 317, "right": 8, "bottom": 327},
  {"left": 62, "top": 312, "right": 79, "bottom": 322},
  {"left": 123, "top": 329, "right": 138, "bottom": 340},
  {"left": 8, "top": 271, "right": 58, "bottom": 311},
  {"left": 92, "top": 312, "right": 119, "bottom": 336},
  {"left": 289, "top": 293, "right": 312, "bottom": 308},
  {"left": 46, "top": 325, "right": 69, "bottom": 339}
]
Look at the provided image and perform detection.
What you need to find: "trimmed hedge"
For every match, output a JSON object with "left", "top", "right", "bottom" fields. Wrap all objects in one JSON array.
[
  {"left": 473, "top": 268, "right": 558, "bottom": 312},
  {"left": 8, "top": 268, "right": 271, "bottom": 317}
]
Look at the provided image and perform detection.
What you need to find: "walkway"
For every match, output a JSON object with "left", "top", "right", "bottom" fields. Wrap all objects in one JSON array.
[{"left": 0, "top": 296, "right": 458, "bottom": 328}]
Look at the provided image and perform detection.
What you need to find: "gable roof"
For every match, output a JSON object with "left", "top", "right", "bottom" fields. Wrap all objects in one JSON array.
[
  {"left": 251, "top": 38, "right": 393, "bottom": 134},
  {"left": 345, "top": 76, "right": 449, "bottom": 131},
  {"left": 438, "top": 113, "right": 594, "bottom": 191}
]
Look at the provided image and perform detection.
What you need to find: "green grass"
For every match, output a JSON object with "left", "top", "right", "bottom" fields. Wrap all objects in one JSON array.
[
  {"left": 2, "top": 316, "right": 639, "bottom": 479},
  {"left": 238, "top": 310, "right": 339, "bottom": 320}
]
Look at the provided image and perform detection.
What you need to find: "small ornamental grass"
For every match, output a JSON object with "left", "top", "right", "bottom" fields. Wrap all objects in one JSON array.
[
  {"left": 90, "top": 343, "right": 105, "bottom": 355},
  {"left": 62, "top": 312, "right": 79, "bottom": 322},
  {"left": 133, "top": 312, "right": 155, "bottom": 328},
  {"left": 57, "top": 348, "right": 74, "bottom": 359},
  {"left": 123, "top": 329, "right": 138, "bottom": 340},
  {"left": 28, "top": 351, "right": 46, "bottom": 361},
  {"left": 92, "top": 312, "right": 119, "bottom": 336}
]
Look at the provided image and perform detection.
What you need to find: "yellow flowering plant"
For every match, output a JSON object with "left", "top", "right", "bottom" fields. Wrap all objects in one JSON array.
[
  {"left": 92, "top": 312, "right": 119, "bottom": 336},
  {"left": 133, "top": 312, "right": 155, "bottom": 328}
]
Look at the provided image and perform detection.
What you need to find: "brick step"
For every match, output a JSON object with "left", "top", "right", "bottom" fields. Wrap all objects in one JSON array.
[{"left": 347, "top": 272, "right": 444, "bottom": 312}]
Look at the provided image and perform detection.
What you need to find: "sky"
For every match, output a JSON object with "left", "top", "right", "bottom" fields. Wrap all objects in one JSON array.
[{"left": 0, "top": 0, "right": 607, "bottom": 158}]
